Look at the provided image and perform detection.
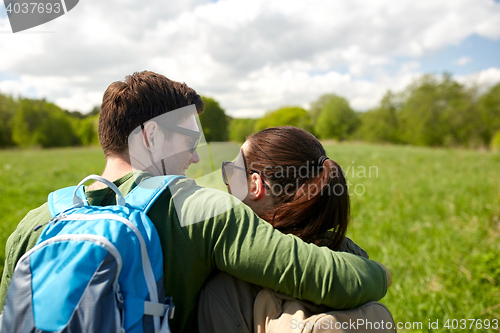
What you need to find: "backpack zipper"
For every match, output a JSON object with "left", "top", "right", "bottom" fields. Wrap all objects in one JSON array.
[{"left": 33, "top": 214, "right": 67, "bottom": 231}]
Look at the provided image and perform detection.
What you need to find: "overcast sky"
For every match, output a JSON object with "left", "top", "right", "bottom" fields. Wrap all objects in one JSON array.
[{"left": 1, "top": 0, "right": 500, "bottom": 118}]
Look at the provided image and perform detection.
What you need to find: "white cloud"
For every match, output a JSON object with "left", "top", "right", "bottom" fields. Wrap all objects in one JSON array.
[
  {"left": 455, "top": 56, "right": 472, "bottom": 66},
  {"left": 0, "top": 74, "right": 103, "bottom": 111},
  {"left": 0, "top": 0, "right": 499, "bottom": 116},
  {"left": 55, "top": 91, "right": 103, "bottom": 112},
  {"left": 457, "top": 67, "right": 500, "bottom": 91}
]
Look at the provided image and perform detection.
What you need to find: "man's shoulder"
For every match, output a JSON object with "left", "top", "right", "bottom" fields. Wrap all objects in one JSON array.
[
  {"left": 165, "top": 177, "right": 233, "bottom": 203},
  {"left": 160, "top": 177, "right": 251, "bottom": 227},
  {"left": 13, "top": 202, "right": 51, "bottom": 235},
  {"left": 9, "top": 202, "right": 51, "bottom": 243}
]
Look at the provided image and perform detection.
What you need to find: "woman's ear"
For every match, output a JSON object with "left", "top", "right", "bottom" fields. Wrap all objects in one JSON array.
[{"left": 247, "top": 173, "right": 266, "bottom": 201}]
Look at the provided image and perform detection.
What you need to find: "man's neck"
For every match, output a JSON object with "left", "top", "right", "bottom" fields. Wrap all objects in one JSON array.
[{"left": 88, "top": 155, "right": 133, "bottom": 190}]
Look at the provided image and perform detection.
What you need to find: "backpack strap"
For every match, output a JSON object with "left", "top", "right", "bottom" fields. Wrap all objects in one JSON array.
[
  {"left": 48, "top": 186, "right": 82, "bottom": 218},
  {"left": 125, "top": 175, "right": 184, "bottom": 214},
  {"left": 48, "top": 175, "right": 126, "bottom": 218}
]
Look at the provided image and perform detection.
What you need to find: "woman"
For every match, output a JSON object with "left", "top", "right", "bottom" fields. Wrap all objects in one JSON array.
[{"left": 198, "top": 126, "right": 393, "bottom": 333}]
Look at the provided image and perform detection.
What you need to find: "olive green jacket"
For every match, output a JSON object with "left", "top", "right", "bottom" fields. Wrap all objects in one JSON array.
[{"left": 0, "top": 173, "right": 387, "bottom": 332}]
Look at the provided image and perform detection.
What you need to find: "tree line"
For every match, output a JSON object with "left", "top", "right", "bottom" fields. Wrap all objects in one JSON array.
[
  {"left": 1, "top": 74, "right": 499, "bottom": 150},
  {"left": 0, "top": 95, "right": 228, "bottom": 148},
  {"left": 0, "top": 94, "right": 100, "bottom": 148},
  {"left": 229, "top": 74, "right": 500, "bottom": 150}
]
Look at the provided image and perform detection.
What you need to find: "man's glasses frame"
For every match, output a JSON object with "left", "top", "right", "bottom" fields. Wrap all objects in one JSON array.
[
  {"left": 141, "top": 122, "right": 202, "bottom": 154},
  {"left": 221, "top": 161, "right": 270, "bottom": 189}
]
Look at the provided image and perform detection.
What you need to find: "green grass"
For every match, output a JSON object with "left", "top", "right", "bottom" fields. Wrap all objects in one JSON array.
[
  {"left": 0, "top": 143, "right": 499, "bottom": 332},
  {"left": 323, "top": 143, "right": 500, "bottom": 332},
  {"left": 0, "top": 147, "right": 106, "bottom": 261}
]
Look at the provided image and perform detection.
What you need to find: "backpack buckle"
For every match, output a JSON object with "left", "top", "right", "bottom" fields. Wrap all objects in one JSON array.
[{"left": 165, "top": 297, "right": 175, "bottom": 320}]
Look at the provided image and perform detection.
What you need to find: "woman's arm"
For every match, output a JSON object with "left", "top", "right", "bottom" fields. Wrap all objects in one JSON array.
[{"left": 316, "top": 231, "right": 369, "bottom": 258}]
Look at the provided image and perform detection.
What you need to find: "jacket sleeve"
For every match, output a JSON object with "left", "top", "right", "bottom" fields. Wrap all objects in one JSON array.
[
  {"left": 177, "top": 186, "right": 387, "bottom": 310},
  {"left": 316, "top": 231, "right": 370, "bottom": 259},
  {"left": 0, "top": 204, "right": 49, "bottom": 312}
]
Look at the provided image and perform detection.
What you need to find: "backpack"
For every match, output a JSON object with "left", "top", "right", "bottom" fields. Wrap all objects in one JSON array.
[{"left": 0, "top": 174, "right": 182, "bottom": 333}]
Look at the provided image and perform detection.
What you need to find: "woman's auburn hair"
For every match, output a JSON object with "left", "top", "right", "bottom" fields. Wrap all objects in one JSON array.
[{"left": 244, "top": 126, "right": 350, "bottom": 250}]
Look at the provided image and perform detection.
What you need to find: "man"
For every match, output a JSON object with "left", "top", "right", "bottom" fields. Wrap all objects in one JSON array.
[{"left": 0, "top": 71, "right": 388, "bottom": 332}]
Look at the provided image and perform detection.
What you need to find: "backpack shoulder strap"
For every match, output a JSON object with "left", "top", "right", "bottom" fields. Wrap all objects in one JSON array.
[
  {"left": 126, "top": 175, "right": 184, "bottom": 214},
  {"left": 48, "top": 174, "right": 125, "bottom": 218},
  {"left": 48, "top": 185, "right": 84, "bottom": 218}
]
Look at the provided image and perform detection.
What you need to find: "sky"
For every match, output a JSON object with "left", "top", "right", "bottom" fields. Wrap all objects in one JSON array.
[{"left": 0, "top": 0, "right": 499, "bottom": 118}]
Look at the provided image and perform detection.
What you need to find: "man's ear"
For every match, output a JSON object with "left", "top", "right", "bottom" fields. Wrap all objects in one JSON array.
[
  {"left": 142, "top": 122, "right": 164, "bottom": 156},
  {"left": 247, "top": 173, "right": 266, "bottom": 201},
  {"left": 142, "top": 122, "right": 157, "bottom": 146}
]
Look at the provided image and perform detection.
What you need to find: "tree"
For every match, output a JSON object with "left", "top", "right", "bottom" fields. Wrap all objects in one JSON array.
[
  {"left": 10, "top": 98, "right": 78, "bottom": 148},
  {"left": 228, "top": 118, "right": 258, "bottom": 142},
  {"left": 73, "top": 114, "right": 99, "bottom": 146},
  {"left": 254, "top": 106, "right": 311, "bottom": 132},
  {"left": 491, "top": 130, "right": 500, "bottom": 151},
  {"left": 398, "top": 75, "right": 444, "bottom": 146},
  {"left": 0, "top": 92, "right": 17, "bottom": 147},
  {"left": 441, "top": 81, "right": 481, "bottom": 148},
  {"left": 355, "top": 91, "right": 401, "bottom": 143},
  {"left": 477, "top": 83, "right": 500, "bottom": 146},
  {"left": 199, "top": 97, "right": 229, "bottom": 142},
  {"left": 398, "top": 74, "right": 480, "bottom": 147},
  {"left": 313, "top": 95, "right": 359, "bottom": 140},
  {"left": 309, "top": 94, "right": 337, "bottom": 126},
  {"left": 88, "top": 105, "right": 101, "bottom": 116}
]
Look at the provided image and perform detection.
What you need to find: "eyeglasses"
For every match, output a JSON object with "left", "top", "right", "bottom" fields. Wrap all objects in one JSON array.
[
  {"left": 221, "top": 161, "right": 270, "bottom": 189},
  {"left": 141, "top": 123, "right": 201, "bottom": 154},
  {"left": 221, "top": 161, "right": 252, "bottom": 186},
  {"left": 161, "top": 123, "right": 202, "bottom": 154}
]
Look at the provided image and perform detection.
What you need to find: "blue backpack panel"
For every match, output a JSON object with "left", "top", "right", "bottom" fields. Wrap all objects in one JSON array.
[{"left": 1, "top": 175, "right": 182, "bottom": 333}]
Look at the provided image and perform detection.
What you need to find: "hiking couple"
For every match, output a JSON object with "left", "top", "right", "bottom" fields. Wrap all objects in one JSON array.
[{"left": 0, "top": 71, "right": 393, "bottom": 333}]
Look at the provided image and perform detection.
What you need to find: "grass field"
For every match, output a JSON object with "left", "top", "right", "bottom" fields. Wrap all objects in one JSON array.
[{"left": 0, "top": 143, "right": 499, "bottom": 332}]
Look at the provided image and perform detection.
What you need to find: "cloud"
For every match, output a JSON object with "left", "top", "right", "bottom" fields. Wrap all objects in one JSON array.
[
  {"left": 457, "top": 67, "right": 500, "bottom": 91},
  {"left": 0, "top": 74, "right": 103, "bottom": 111},
  {"left": 0, "top": 0, "right": 499, "bottom": 116},
  {"left": 455, "top": 56, "right": 473, "bottom": 66}
]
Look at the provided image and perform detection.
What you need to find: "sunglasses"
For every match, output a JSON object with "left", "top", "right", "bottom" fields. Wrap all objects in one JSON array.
[
  {"left": 221, "top": 161, "right": 271, "bottom": 189},
  {"left": 221, "top": 161, "right": 252, "bottom": 186},
  {"left": 141, "top": 123, "right": 201, "bottom": 154}
]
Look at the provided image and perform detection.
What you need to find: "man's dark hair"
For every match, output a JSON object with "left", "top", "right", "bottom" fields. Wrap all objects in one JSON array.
[{"left": 98, "top": 71, "right": 204, "bottom": 157}]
